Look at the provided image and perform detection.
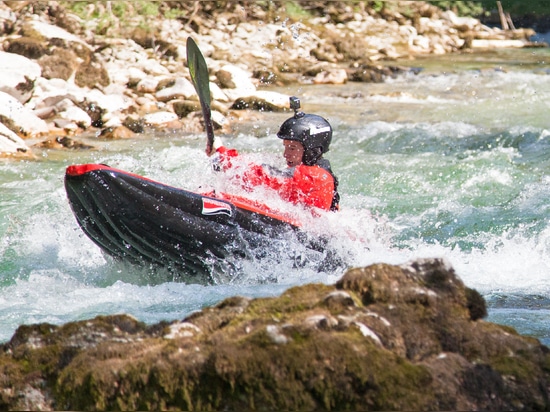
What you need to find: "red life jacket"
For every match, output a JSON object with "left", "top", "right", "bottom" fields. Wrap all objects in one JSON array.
[{"left": 216, "top": 146, "right": 338, "bottom": 212}]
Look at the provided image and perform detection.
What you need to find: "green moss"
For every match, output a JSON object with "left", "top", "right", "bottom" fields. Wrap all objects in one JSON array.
[
  {"left": 491, "top": 355, "right": 534, "bottom": 381},
  {"left": 284, "top": 1, "right": 311, "bottom": 20},
  {"left": 50, "top": 320, "right": 438, "bottom": 410},
  {"left": 493, "top": 323, "right": 520, "bottom": 336},
  {"left": 370, "top": 1, "right": 385, "bottom": 13},
  {"left": 244, "top": 283, "right": 333, "bottom": 320},
  {"left": 428, "top": 1, "right": 486, "bottom": 16},
  {"left": 219, "top": 329, "right": 435, "bottom": 410},
  {"left": 483, "top": 0, "right": 550, "bottom": 16}
]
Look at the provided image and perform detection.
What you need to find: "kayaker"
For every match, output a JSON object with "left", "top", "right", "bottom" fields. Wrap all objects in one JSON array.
[{"left": 213, "top": 97, "right": 340, "bottom": 212}]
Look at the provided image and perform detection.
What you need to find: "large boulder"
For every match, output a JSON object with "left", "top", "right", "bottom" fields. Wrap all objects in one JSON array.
[
  {"left": 13, "top": 20, "right": 110, "bottom": 89},
  {"left": 155, "top": 77, "right": 196, "bottom": 102},
  {"left": 0, "top": 91, "right": 49, "bottom": 137},
  {"left": 0, "top": 122, "right": 31, "bottom": 156},
  {"left": 0, "top": 258, "right": 548, "bottom": 411},
  {"left": 231, "top": 90, "right": 290, "bottom": 111},
  {"left": 0, "top": 51, "right": 41, "bottom": 103},
  {"left": 19, "top": 19, "right": 89, "bottom": 46},
  {"left": 216, "top": 63, "right": 257, "bottom": 101}
]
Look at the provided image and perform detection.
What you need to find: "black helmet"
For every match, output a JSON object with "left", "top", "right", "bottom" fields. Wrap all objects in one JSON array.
[{"left": 277, "top": 97, "right": 332, "bottom": 154}]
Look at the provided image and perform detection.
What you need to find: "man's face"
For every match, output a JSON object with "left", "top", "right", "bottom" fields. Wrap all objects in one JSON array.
[{"left": 283, "top": 139, "right": 304, "bottom": 167}]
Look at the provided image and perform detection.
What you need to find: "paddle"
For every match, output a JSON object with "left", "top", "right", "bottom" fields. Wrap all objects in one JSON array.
[{"left": 186, "top": 37, "right": 216, "bottom": 156}]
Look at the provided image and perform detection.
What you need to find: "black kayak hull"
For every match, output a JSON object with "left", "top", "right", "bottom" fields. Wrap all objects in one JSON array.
[{"left": 64, "top": 164, "right": 311, "bottom": 282}]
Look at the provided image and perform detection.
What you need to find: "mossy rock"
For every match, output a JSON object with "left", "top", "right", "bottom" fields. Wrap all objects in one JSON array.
[{"left": 0, "top": 260, "right": 548, "bottom": 410}]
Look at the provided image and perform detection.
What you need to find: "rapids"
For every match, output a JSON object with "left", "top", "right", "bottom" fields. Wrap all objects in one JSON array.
[{"left": 1, "top": 47, "right": 549, "bottom": 344}]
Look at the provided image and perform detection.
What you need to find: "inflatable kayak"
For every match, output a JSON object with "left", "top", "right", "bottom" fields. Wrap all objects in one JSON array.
[
  {"left": 64, "top": 40, "right": 345, "bottom": 283},
  {"left": 64, "top": 163, "right": 339, "bottom": 283}
]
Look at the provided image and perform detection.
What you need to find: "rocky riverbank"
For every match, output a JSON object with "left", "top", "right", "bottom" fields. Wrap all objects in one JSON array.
[
  {"left": 1, "top": 258, "right": 549, "bottom": 410},
  {"left": 0, "top": 1, "right": 541, "bottom": 158}
]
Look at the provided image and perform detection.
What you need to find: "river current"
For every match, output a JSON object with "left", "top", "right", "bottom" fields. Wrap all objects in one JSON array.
[{"left": 1, "top": 47, "right": 549, "bottom": 345}]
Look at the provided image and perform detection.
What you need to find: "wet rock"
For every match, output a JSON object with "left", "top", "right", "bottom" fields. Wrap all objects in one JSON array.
[
  {"left": 35, "top": 136, "right": 94, "bottom": 150},
  {"left": 122, "top": 116, "right": 145, "bottom": 133},
  {"left": 0, "top": 259, "right": 547, "bottom": 411},
  {"left": 348, "top": 62, "right": 409, "bottom": 83},
  {"left": 172, "top": 99, "right": 201, "bottom": 118},
  {"left": 230, "top": 90, "right": 290, "bottom": 112},
  {"left": 98, "top": 125, "right": 136, "bottom": 140}
]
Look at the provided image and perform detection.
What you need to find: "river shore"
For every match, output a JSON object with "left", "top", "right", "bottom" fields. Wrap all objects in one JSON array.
[{"left": 0, "top": 1, "right": 543, "bottom": 157}]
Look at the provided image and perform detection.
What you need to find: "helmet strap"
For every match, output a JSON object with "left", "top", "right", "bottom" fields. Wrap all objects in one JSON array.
[{"left": 302, "top": 147, "right": 323, "bottom": 166}]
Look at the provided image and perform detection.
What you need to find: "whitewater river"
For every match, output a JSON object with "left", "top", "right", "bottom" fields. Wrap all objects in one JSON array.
[{"left": 1, "top": 47, "right": 550, "bottom": 345}]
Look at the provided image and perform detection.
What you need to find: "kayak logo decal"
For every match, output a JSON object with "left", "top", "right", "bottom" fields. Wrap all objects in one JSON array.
[{"left": 202, "top": 198, "right": 232, "bottom": 217}]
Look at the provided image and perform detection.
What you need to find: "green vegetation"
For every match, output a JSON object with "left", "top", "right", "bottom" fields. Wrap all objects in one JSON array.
[
  {"left": 61, "top": 1, "right": 160, "bottom": 20},
  {"left": 431, "top": 0, "right": 550, "bottom": 17},
  {"left": 484, "top": 0, "right": 550, "bottom": 15},
  {"left": 57, "top": 1, "right": 550, "bottom": 28},
  {"left": 428, "top": 1, "right": 486, "bottom": 16},
  {"left": 59, "top": 1, "right": 160, "bottom": 34},
  {"left": 283, "top": 1, "right": 311, "bottom": 20}
]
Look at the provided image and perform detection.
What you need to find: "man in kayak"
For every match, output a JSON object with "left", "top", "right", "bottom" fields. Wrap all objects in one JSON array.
[{"left": 213, "top": 97, "right": 340, "bottom": 212}]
